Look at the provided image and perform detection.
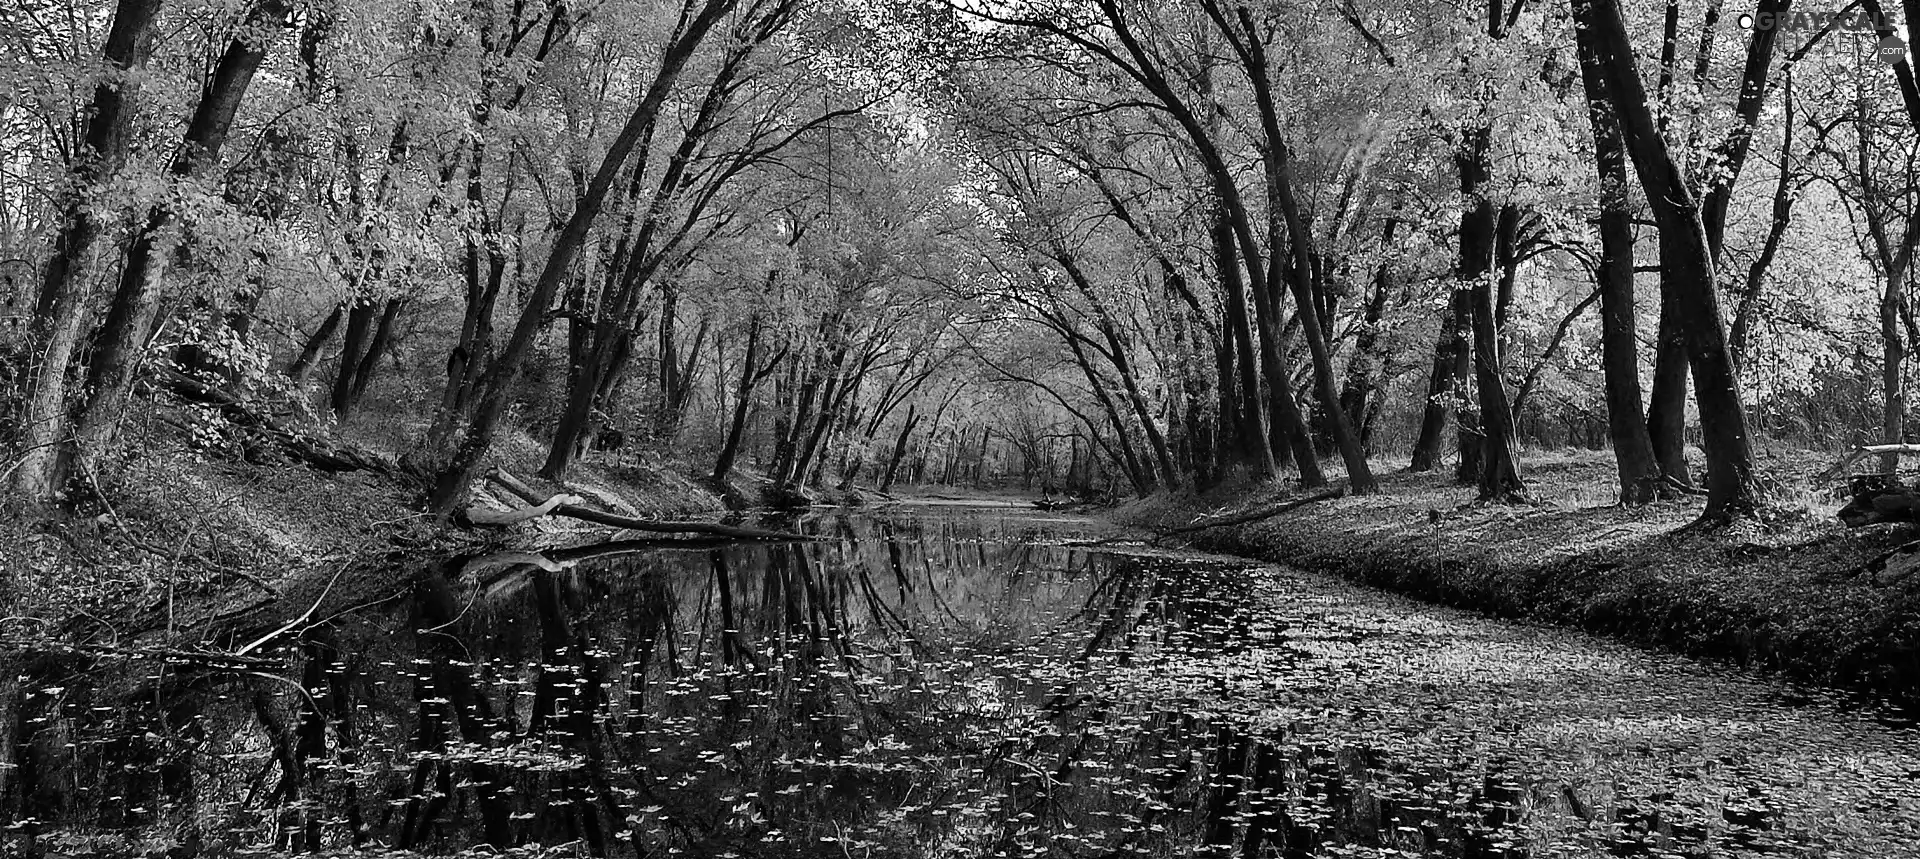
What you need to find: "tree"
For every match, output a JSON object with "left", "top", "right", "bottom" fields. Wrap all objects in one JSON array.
[
  {"left": 426, "top": 0, "right": 746, "bottom": 515},
  {"left": 1575, "top": 15, "right": 1662, "bottom": 504},
  {"left": 12, "top": 0, "right": 165, "bottom": 504},
  {"left": 1576, "top": 0, "right": 1762, "bottom": 523}
]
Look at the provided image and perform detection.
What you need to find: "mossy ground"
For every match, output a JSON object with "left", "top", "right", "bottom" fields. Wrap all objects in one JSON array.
[{"left": 1116, "top": 446, "right": 1920, "bottom": 710}]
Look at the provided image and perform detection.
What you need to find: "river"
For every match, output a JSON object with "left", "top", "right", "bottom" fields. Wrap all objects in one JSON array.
[{"left": 9, "top": 504, "right": 1920, "bottom": 857}]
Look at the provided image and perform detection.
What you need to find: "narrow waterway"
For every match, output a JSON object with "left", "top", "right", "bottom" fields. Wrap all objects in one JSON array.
[{"left": 9, "top": 505, "right": 1920, "bottom": 857}]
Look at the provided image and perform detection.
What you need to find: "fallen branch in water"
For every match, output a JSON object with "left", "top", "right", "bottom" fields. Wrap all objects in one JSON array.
[
  {"left": 6, "top": 640, "right": 283, "bottom": 670},
  {"left": 484, "top": 469, "right": 810, "bottom": 541},
  {"left": 461, "top": 491, "right": 585, "bottom": 527},
  {"left": 1156, "top": 490, "right": 1345, "bottom": 539}
]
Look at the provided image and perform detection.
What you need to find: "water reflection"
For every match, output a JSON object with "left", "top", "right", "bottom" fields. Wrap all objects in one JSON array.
[{"left": 8, "top": 509, "right": 1920, "bottom": 857}]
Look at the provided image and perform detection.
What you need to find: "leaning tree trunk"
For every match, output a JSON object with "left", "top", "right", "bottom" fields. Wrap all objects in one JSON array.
[
  {"left": 11, "top": 0, "right": 164, "bottom": 504},
  {"left": 1210, "top": 208, "right": 1277, "bottom": 479},
  {"left": 879, "top": 404, "right": 920, "bottom": 492},
  {"left": 1240, "top": 26, "right": 1378, "bottom": 494},
  {"left": 427, "top": 0, "right": 739, "bottom": 516},
  {"left": 1576, "top": 24, "right": 1662, "bottom": 504},
  {"left": 1581, "top": 0, "right": 1762, "bottom": 523},
  {"left": 712, "top": 316, "right": 766, "bottom": 486},
  {"left": 1221, "top": 11, "right": 1369, "bottom": 491},
  {"left": 287, "top": 304, "right": 343, "bottom": 389},
  {"left": 68, "top": 0, "right": 293, "bottom": 486}
]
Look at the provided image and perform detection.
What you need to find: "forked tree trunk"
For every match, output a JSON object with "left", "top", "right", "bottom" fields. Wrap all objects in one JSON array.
[
  {"left": 1457, "top": 129, "right": 1525, "bottom": 501},
  {"left": 12, "top": 0, "right": 164, "bottom": 504},
  {"left": 1580, "top": 0, "right": 1762, "bottom": 523},
  {"left": 1576, "top": 22, "right": 1663, "bottom": 504},
  {"left": 68, "top": 0, "right": 294, "bottom": 485}
]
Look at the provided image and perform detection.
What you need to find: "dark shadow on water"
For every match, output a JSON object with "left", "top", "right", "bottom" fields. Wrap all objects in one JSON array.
[{"left": 6, "top": 508, "right": 1919, "bottom": 856}]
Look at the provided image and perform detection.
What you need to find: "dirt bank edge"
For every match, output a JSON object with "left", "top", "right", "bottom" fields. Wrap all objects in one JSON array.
[{"left": 1115, "top": 486, "right": 1920, "bottom": 712}]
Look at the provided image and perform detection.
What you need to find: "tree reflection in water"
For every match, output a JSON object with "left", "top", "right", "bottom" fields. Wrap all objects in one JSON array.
[{"left": 9, "top": 510, "right": 1920, "bottom": 857}]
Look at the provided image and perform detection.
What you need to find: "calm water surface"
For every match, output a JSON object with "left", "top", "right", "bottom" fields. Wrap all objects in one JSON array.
[{"left": 11, "top": 506, "right": 1920, "bottom": 857}]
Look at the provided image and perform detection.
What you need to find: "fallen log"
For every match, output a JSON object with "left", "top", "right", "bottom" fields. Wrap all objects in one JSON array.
[
  {"left": 1838, "top": 478, "right": 1920, "bottom": 527},
  {"left": 1816, "top": 443, "right": 1920, "bottom": 485},
  {"left": 461, "top": 492, "right": 585, "bottom": 527},
  {"left": 1856, "top": 538, "right": 1920, "bottom": 586},
  {"left": 145, "top": 368, "right": 394, "bottom": 474},
  {"left": 485, "top": 468, "right": 811, "bottom": 541},
  {"left": 1157, "top": 489, "right": 1345, "bottom": 539}
]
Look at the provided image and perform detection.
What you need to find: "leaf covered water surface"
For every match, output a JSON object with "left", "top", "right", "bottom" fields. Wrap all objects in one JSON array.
[{"left": 12, "top": 509, "right": 1920, "bottom": 858}]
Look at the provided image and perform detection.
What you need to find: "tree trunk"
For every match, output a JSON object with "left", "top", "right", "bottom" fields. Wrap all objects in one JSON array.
[
  {"left": 712, "top": 316, "right": 765, "bottom": 485},
  {"left": 1243, "top": 205, "right": 1322, "bottom": 487},
  {"left": 1885, "top": 270, "right": 1907, "bottom": 473},
  {"left": 423, "top": 239, "right": 506, "bottom": 461},
  {"left": 345, "top": 298, "right": 403, "bottom": 404},
  {"left": 1210, "top": 208, "right": 1277, "bottom": 479},
  {"left": 1458, "top": 130, "right": 1525, "bottom": 501},
  {"left": 330, "top": 300, "right": 376, "bottom": 418},
  {"left": 1066, "top": 333, "right": 1152, "bottom": 496},
  {"left": 1645, "top": 308, "right": 1691, "bottom": 488},
  {"left": 1730, "top": 76, "right": 1798, "bottom": 373},
  {"left": 12, "top": 0, "right": 164, "bottom": 503},
  {"left": 879, "top": 405, "right": 919, "bottom": 492},
  {"left": 428, "top": 0, "right": 740, "bottom": 516},
  {"left": 1576, "top": 23, "right": 1663, "bottom": 504},
  {"left": 1339, "top": 221, "right": 1397, "bottom": 454},
  {"left": 1699, "top": 0, "right": 1790, "bottom": 257},
  {"left": 1410, "top": 304, "right": 1468, "bottom": 473},
  {"left": 1581, "top": 0, "right": 1761, "bottom": 523},
  {"left": 288, "top": 304, "right": 343, "bottom": 390},
  {"left": 1220, "top": 10, "right": 1371, "bottom": 491},
  {"left": 1246, "top": 90, "right": 1377, "bottom": 491},
  {"left": 69, "top": 0, "right": 294, "bottom": 481}
]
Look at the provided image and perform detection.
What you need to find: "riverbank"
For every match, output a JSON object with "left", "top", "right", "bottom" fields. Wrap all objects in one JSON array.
[
  {"left": 1116, "top": 448, "right": 1920, "bottom": 710},
  {"left": 0, "top": 425, "right": 724, "bottom": 637}
]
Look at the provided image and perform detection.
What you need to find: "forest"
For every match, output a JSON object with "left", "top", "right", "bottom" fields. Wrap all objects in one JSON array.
[
  {"left": 2, "top": 0, "right": 1917, "bottom": 525},
  {"left": 11, "top": 1, "right": 1920, "bottom": 856}
]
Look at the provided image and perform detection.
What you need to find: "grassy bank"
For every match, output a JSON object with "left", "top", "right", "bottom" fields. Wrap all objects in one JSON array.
[{"left": 1116, "top": 448, "right": 1920, "bottom": 710}]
